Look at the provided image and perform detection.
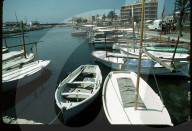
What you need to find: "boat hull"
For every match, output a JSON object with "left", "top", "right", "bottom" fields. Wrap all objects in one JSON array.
[
  {"left": 55, "top": 65, "right": 102, "bottom": 123},
  {"left": 93, "top": 41, "right": 114, "bottom": 48},
  {"left": 102, "top": 71, "right": 173, "bottom": 125},
  {"left": 62, "top": 89, "right": 100, "bottom": 123},
  {"left": 2, "top": 53, "right": 34, "bottom": 71},
  {"left": 120, "top": 48, "right": 189, "bottom": 61},
  {"left": 92, "top": 51, "right": 189, "bottom": 76},
  {"left": 2, "top": 60, "right": 50, "bottom": 92},
  {"left": 71, "top": 32, "right": 87, "bottom": 36},
  {"left": 2, "top": 68, "right": 45, "bottom": 92}
]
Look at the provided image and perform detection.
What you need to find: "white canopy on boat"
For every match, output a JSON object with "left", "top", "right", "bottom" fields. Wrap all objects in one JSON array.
[
  {"left": 111, "top": 28, "right": 133, "bottom": 31},
  {"left": 97, "top": 29, "right": 112, "bottom": 32},
  {"left": 82, "top": 25, "right": 96, "bottom": 27}
]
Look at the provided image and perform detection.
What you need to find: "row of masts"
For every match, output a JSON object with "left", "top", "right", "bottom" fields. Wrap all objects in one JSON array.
[{"left": 99, "top": 0, "right": 187, "bottom": 110}]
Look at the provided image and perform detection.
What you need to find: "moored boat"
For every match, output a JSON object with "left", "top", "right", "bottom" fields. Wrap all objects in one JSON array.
[
  {"left": 102, "top": 71, "right": 173, "bottom": 125},
  {"left": 71, "top": 30, "right": 88, "bottom": 36},
  {"left": 2, "top": 60, "right": 51, "bottom": 92},
  {"left": 2, "top": 47, "right": 8, "bottom": 53},
  {"left": 92, "top": 50, "right": 189, "bottom": 76},
  {"left": 3, "top": 50, "right": 24, "bottom": 61},
  {"left": 2, "top": 52, "right": 34, "bottom": 71},
  {"left": 145, "top": 46, "right": 189, "bottom": 53},
  {"left": 120, "top": 47, "right": 189, "bottom": 61},
  {"left": 55, "top": 65, "right": 102, "bottom": 123}
]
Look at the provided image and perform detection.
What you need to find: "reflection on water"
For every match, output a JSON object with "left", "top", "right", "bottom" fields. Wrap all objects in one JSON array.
[{"left": 1, "top": 69, "right": 52, "bottom": 112}]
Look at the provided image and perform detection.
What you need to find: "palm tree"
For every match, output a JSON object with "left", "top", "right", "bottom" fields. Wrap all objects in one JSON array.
[
  {"left": 175, "top": 0, "right": 190, "bottom": 27},
  {"left": 102, "top": 14, "right": 106, "bottom": 22},
  {"left": 107, "top": 10, "right": 116, "bottom": 22},
  {"left": 171, "top": 0, "right": 190, "bottom": 65}
]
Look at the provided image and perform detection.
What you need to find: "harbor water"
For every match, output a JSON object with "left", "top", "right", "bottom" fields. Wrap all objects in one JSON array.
[{"left": 2, "top": 26, "right": 190, "bottom": 127}]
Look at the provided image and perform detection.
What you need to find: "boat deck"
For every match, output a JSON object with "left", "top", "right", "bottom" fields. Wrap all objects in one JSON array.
[
  {"left": 117, "top": 78, "right": 146, "bottom": 108},
  {"left": 66, "top": 85, "right": 93, "bottom": 100},
  {"left": 103, "top": 72, "right": 173, "bottom": 125}
]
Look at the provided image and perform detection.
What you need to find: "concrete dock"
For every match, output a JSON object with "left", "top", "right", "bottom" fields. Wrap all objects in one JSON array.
[{"left": 3, "top": 116, "right": 43, "bottom": 124}]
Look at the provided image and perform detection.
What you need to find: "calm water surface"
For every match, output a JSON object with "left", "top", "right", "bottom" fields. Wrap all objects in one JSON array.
[{"left": 2, "top": 26, "right": 190, "bottom": 127}]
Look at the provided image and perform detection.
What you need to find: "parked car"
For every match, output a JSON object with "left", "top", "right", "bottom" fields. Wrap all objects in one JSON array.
[{"left": 148, "top": 19, "right": 162, "bottom": 30}]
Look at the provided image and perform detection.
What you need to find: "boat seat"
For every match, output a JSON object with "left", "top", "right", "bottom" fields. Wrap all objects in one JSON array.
[
  {"left": 62, "top": 92, "right": 91, "bottom": 100},
  {"left": 71, "top": 81, "right": 95, "bottom": 84},
  {"left": 62, "top": 87, "right": 93, "bottom": 100}
]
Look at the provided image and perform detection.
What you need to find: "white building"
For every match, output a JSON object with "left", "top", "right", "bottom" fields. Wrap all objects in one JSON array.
[{"left": 30, "top": 21, "right": 40, "bottom": 26}]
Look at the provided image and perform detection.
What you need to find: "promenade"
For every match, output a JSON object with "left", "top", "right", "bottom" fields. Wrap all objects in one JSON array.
[{"left": 144, "top": 30, "right": 190, "bottom": 43}]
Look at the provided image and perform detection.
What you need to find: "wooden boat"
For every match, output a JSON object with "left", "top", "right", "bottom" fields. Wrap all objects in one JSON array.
[
  {"left": 92, "top": 50, "right": 189, "bottom": 77},
  {"left": 145, "top": 46, "right": 189, "bottom": 53},
  {"left": 3, "top": 52, "right": 34, "bottom": 71},
  {"left": 71, "top": 30, "right": 88, "bottom": 36},
  {"left": 2, "top": 47, "right": 8, "bottom": 53},
  {"left": 113, "top": 43, "right": 133, "bottom": 50},
  {"left": 120, "top": 47, "right": 189, "bottom": 61},
  {"left": 55, "top": 65, "right": 102, "bottom": 123},
  {"left": 102, "top": 1, "right": 173, "bottom": 125},
  {"left": 3, "top": 50, "right": 24, "bottom": 61},
  {"left": 72, "top": 25, "right": 95, "bottom": 36},
  {"left": 112, "top": 40, "right": 168, "bottom": 50},
  {"left": 102, "top": 71, "right": 173, "bottom": 125},
  {"left": 2, "top": 60, "right": 51, "bottom": 92}
]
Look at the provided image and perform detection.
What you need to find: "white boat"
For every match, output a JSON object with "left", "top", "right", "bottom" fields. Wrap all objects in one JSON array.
[
  {"left": 72, "top": 25, "right": 95, "bottom": 36},
  {"left": 120, "top": 47, "right": 189, "bottom": 61},
  {"left": 2, "top": 52, "right": 34, "bottom": 71},
  {"left": 93, "top": 40, "right": 114, "bottom": 48},
  {"left": 103, "top": 0, "right": 173, "bottom": 125},
  {"left": 2, "top": 47, "right": 8, "bottom": 53},
  {"left": 92, "top": 51, "right": 189, "bottom": 76},
  {"left": 55, "top": 65, "right": 102, "bottom": 123},
  {"left": 3, "top": 50, "right": 24, "bottom": 61},
  {"left": 71, "top": 30, "right": 88, "bottom": 36},
  {"left": 102, "top": 71, "right": 173, "bottom": 125},
  {"left": 112, "top": 43, "right": 133, "bottom": 50},
  {"left": 2, "top": 60, "right": 51, "bottom": 92}
]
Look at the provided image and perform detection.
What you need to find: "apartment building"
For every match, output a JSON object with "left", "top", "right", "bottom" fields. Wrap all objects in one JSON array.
[{"left": 120, "top": 0, "right": 158, "bottom": 23}]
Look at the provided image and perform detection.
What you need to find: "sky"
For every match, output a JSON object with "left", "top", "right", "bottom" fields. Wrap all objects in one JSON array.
[{"left": 3, "top": 0, "right": 175, "bottom": 24}]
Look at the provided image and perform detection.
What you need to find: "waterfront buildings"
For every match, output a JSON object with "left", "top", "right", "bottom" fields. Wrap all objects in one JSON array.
[
  {"left": 164, "top": 9, "right": 190, "bottom": 24},
  {"left": 120, "top": 0, "right": 158, "bottom": 23},
  {"left": 5, "top": 22, "right": 21, "bottom": 27}
]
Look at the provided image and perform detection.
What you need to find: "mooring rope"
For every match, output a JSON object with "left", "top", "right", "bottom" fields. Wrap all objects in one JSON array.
[
  {"left": 151, "top": 65, "right": 164, "bottom": 103},
  {"left": 147, "top": 55, "right": 164, "bottom": 104},
  {"left": 49, "top": 110, "right": 62, "bottom": 124},
  {"left": 172, "top": 63, "right": 190, "bottom": 77}
]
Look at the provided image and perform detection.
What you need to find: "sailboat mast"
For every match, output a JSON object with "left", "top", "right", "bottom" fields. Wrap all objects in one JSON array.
[
  {"left": 132, "top": 5, "right": 135, "bottom": 53},
  {"left": 20, "top": 21, "right": 27, "bottom": 58},
  {"left": 160, "top": 5, "right": 165, "bottom": 41},
  {"left": 134, "top": 0, "right": 145, "bottom": 110},
  {"left": 105, "top": 32, "right": 107, "bottom": 57}
]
